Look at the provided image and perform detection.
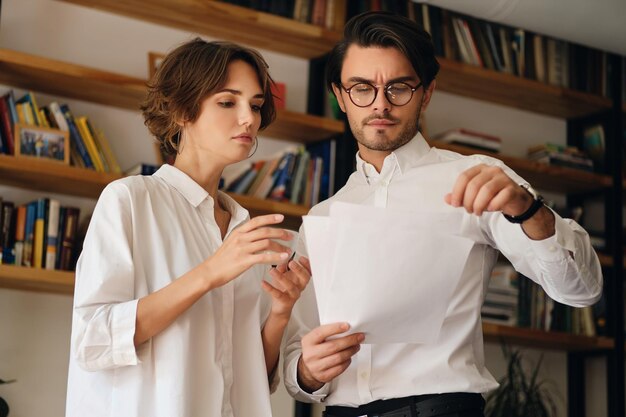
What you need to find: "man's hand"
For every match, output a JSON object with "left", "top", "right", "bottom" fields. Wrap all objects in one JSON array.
[
  {"left": 445, "top": 164, "right": 533, "bottom": 217},
  {"left": 297, "top": 323, "right": 364, "bottom": 393},
  {"left": 445, "top": 164, "right": 555, "bottom": 239}
]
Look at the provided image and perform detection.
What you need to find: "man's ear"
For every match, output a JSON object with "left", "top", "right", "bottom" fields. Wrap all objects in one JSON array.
[
  {"left": 420, "top": 79, "right": 436, "bottom": 110},
  {"left": 331, "top": 84, "right": 347, "bottom": 113}
]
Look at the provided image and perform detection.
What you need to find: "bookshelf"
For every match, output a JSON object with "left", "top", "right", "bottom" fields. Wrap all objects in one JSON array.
[
  {"left": 0, "top": 265, "right": 74, "bottom": 295},
  {"left": 428, "top": 141, "right": 613, "bottom": 194},
  {"left": 0, "top": 262, "right": 616, "bottom": 352},
  {"left": 57, "top": 0, "right": 342, "bottom": 58}
]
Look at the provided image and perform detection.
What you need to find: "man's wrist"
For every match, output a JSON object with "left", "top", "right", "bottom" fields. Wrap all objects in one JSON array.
[{"left": 297, "top": 355, "right": 324, "bottom": 393}]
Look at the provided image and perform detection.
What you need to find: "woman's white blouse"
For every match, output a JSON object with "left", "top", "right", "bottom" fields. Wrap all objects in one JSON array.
[{"left": 66, "top": 164, "right": 275, "bottom": 417}]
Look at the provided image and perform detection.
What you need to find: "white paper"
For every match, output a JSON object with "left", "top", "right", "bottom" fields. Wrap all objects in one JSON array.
[{"left": 303, "top": 202, "right": 474, "bottom": 344}]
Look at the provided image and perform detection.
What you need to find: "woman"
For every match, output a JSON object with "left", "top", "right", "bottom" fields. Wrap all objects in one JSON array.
[{"left": 65, "top": 38, "right": 311, "bottom": 417}]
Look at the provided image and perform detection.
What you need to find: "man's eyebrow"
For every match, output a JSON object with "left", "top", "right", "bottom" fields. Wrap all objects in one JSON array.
[
  {"left": 217, "top": 88, "right": 264, "bottom": 99},
  {"left": 346, "top": 76, "right": 418, "bottom": 84}
]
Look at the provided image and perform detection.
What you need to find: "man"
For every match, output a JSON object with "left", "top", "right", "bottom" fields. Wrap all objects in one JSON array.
[{"left": 283, "top": 11, "right": 602, "bottom": 417}]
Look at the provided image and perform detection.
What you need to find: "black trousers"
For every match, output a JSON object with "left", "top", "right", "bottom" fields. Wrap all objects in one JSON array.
[{"left": 323, "top": 392, "right": 485, "bottom": 417}]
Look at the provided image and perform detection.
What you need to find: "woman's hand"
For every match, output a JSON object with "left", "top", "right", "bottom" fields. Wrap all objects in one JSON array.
[
  {"left": 262, "top": 257, "right": 312, "bottom": 319},
  {"left": 204, "top": 214, "right": 294, "bottom": 289}
]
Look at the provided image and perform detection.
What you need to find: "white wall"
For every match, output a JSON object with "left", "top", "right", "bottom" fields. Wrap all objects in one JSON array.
[{"left": 0, "top": 1, "right": 607, "bottom": 416}]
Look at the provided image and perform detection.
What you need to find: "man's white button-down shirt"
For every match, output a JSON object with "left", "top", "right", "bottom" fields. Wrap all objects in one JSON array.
[
  {"left": 284, "top": 133, "right": 602, "bottom": 407},
  {"left": 66, "top": 165, "right": 275, "bottom": 417}
]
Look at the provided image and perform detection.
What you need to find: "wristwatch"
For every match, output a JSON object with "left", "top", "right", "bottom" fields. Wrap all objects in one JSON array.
[{"left": 503, "top": 183, "right": 544, "bottom": 224}]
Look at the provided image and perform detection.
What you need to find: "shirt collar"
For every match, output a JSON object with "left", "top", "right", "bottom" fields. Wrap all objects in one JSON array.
[
  {"left": 355, "top": 132, "right": 431, "bottom": 182},
  {"left": 154, "top": 164, "right": 211, "bottom": 208}
]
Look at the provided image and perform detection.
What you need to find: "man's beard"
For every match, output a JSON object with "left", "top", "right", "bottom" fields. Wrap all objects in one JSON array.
[{"left": 350, "top": 109, "right": 421, "bottom": 152}]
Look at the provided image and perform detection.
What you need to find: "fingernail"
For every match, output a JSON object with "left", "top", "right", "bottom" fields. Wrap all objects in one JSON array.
[
  {"left": 275, "top": 214, "right": 284, "bottom": 221},
  {"left": 280, "top": 252, "right": 289, "bottom": 259},
  {"left": 358, "top": 334, "right": 365, "bottom": 342},
  {"left": 341, "top": 323, "right": 350, "bottom": 331}
]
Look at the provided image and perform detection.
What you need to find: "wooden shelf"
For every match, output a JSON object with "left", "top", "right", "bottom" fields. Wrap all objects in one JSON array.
[
  {"left": 429, "top": 141, "right": 612, "bottom": 194},
  {"left": 0, "top": 154, "right": 121, "bottom": 198},
  {"left": 0, "top": 265, "right": 74, "bottom": 295},
  {"left": 266, "top": 110, "right": 343, "bottom": 143},
  {"left": 482, "top": 322, "right": 614, "bottom": 351},
  {"left": 0, "top": 48, "right": 146, "bottom": 110},
  {"left": 58, "top": 0, "right": 341, "bottom": 59},
  {"left": 0, "top": 49, "right": 342, "bottom": 142},
  {"left": 437, "top": 58, "right": 612, "bottom": 119},
  {"left": 226, "top": 192, "right": 307, "bottom": 230}
]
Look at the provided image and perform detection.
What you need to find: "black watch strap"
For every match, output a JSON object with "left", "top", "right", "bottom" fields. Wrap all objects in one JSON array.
[{"left": 503, "top": 196, "right": 545, "bottom": 224}]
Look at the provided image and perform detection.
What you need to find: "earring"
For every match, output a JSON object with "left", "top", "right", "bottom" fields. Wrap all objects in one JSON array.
[
  {"left": 247, "top": 137, "right": 259, "bottom": 158},
  {"left": 176, "top": 130, "right": 185, "bottom": 154}
]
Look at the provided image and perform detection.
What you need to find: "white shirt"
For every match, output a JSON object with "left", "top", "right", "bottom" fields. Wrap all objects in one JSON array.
[
  {"left": 66, "top": 164, "right": 276, "bottom": 417},
  {"left": 283, "top": 133, "right": 602, "bottom": 407}
]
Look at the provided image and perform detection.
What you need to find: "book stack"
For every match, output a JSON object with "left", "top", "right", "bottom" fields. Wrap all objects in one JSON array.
[
  {"left": 432, "top": 128, "right": 502, "bottom": 153},
  {"left": 222, "top": 139, "right": 335, "bottom": 207},
  {"left": 527, "top": 143, "right": 594, "bottom": 171},
  {"left": 0, "top": 89, "right": 121, "bottom": 173},
  {"left": 481, "top": 264, "right": 518, "bottom": 326},
  {"left": 0, "top": 196, "right": 81, "bottom": 271}
]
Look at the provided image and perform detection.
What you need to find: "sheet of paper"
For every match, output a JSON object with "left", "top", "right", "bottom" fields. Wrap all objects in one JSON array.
[{"left": 303, "top": 202, "right": 474, "bottom": 344}]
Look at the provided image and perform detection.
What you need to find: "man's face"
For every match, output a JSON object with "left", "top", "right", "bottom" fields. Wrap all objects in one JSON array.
[{"left": 332, "top": 45, "right": 435, "bottom": 154}]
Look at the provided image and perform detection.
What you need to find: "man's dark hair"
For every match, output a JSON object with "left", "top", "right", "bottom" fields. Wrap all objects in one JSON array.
[{"left": 326, "top": 11, "right": 440, "bottom": 92}]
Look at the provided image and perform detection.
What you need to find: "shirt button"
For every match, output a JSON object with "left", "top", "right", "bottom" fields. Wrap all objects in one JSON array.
[
  {"left": 360, "top": 372, "right": 368, "bottom": 379},
  {"left": 549, "top": 245, "right": 557, "bottom": 252}
]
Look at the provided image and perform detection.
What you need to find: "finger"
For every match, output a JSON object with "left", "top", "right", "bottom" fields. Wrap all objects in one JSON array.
[
  {"left": 316, "top": 344, "right": 361, "bottom": 373},
  {"left": 268, "top": 268, "right": 289, "bottom": 292},
  {"left": 462, "top": 171, "right": 492, "bottom": 213},
  {"left": 245, "top": 227, "right": 292, "bottom": 243},
  {"left": 276, "top": 263, "right": 289, "bottom": 273},
  {"left": 486, "top": 186, "right": 517, "bottom": 212},
  {"left": 237, "top": 214, "right": 285, "bottom": 234},
  {"left": 305, "top": 322, "right": 351, "bottom": 344},
  {"left": 449, "top": 165, "right": 482, "bottom": 207},
  {"left": 317, "top": 359, "right": 353, "bottom": 383},
  {"left": 472, "top": 178, "right": 503, "bottom": 216},
  {"left": 271, "top": 270, "right": 299, "bottom": 297},
  {"left": 250, "top": 251, "right": 290, "bottom": 266},
  {"left": 296, "top": 256, "right": 312, "bottom": 275},
  {"left": 288, "top": 260, "right": 312, "bottom": 288},
  {"left": 248, "top": 239, "right": 293, "bottom": 257},
  {"left": 316, "top": 333, "right": 364, "bottom": 359},
  {"left": 261, "top": 279, "right": 287, "bottom": 299}
]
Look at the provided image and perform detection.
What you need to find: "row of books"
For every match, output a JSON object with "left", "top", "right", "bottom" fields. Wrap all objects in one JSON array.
[
  {"left": 482, "top": 264, "right": 601, "bottom": 337},
  {"left": 0, "top": 196, "right": 81, "bottom": 271},
  {"left": 527, "top": 143, "right": 595, "bottom": 172},
  {"left": 0, "top": 89, "right": 121, "bottom": 174},
  {"left": 431, "top": 128, "right": 502, "bottom": 153},
  {"left": 219, "top": 0, "right": 345, "bottom": 30},
  {"left": 345, "top": 2, "right": 614, "bottom": 97},
  {"left": 223, "top": 140, "right": 335, "bottom": 207}
]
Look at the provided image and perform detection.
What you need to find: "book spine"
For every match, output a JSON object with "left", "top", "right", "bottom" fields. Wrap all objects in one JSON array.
[{"left": 45, "top": 199, "right": 61, "bottom": 270}]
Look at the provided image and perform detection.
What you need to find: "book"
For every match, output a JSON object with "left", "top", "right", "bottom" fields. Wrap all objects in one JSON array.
[
  {"left": 60, "top": 104, "right": 94, "bottom": 169},
  {"left": 90, "top": 122, "right": 122, "bottom": 174},
  {"left": 59, "top": 207, "right": 80, "bottom": 271},
  {"left": 33, "top": 198, "right": 49, "bottom": 268},
  {"left": 0, "top": 201, "right": 15, "bottom": 264},
  {"left": 13, "top": 205, "right": 26, "bottom": 267},
  {"left": 22, "top": 201, "right": 37, "bottom": 267},
  {"left": 75, "top": 116, "right": 106, "bottom": 172},
  {"left": 432, "top": 128, "right": 502, "bottom": 152},
  {"left": 45, "top": 199, "right": 61, "bottom": 270}
]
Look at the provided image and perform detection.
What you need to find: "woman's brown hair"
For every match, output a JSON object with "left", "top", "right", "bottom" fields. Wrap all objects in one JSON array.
[{"left": 141, "top": 38, "right": 277, "bottom": 156}]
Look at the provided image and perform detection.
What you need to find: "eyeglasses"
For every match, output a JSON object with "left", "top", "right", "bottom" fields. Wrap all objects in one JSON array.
[{"left": 340, "top": 81, "right": 423, "bottom": 107}]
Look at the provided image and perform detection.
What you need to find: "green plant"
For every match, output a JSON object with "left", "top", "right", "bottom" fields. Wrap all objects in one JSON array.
[{"left": 485, "top": 345, "right": 559, "bottom": 417}]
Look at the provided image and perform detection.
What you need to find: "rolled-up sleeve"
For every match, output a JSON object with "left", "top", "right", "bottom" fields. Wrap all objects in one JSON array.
[
  {"left": 71, "top": 182, "right": 139, "bottom": 372},
  {"left": 492, "top": 208, "right": 602, "bottom": 307}
]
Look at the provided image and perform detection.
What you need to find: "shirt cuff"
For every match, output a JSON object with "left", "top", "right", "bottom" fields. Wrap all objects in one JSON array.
[
  {"left": 111, "top": 299, "right": 140, "bottom": 367},
  {"left": 286, "top": 353, "right": 330, "bottom": 402},
  {"left": 526, "top": 208, "right": 576, "bottom": 262}
]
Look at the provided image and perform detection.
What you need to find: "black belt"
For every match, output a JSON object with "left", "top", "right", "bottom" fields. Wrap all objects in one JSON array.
[{"left": 324, "top": 392, "right": 485, "bottom": 417}]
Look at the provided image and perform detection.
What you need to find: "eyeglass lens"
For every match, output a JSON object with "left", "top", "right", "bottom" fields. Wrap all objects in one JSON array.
[{"left": 349, "top": 82, "right": 415, "bottom": 107}]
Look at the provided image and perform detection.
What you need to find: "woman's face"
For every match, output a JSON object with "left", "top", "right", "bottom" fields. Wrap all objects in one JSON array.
[{"left": 181, "top": 59, "right": 265, "bottom": 165}]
